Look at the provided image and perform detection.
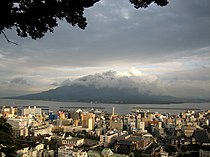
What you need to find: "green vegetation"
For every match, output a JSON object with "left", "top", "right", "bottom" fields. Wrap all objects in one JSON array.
[{"left": 0, "top": 117, "right": 16, "bottom": 156}]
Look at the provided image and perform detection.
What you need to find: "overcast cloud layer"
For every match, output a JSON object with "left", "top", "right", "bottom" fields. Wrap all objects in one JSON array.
[{"left": 0, "top": 0, "right": 210, "bottom": 99}]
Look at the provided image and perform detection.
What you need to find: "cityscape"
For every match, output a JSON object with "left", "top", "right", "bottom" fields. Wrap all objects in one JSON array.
[{"left": 0, "top": 104, "right": 210, "bottom": 157}]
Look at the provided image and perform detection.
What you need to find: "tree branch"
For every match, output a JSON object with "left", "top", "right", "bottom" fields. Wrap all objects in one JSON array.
[{"left": 1, "top": 31, "right": 18, "bottom": 45}]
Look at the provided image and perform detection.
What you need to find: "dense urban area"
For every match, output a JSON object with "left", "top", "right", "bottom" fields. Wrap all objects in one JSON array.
[{"left": 0, "top": 105, "right": 210, "bottom": 157}]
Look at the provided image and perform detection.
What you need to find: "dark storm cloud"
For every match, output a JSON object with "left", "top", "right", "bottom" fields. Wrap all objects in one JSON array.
[{"left": 1, "top": 0, "right": 209, "bottom": 67}]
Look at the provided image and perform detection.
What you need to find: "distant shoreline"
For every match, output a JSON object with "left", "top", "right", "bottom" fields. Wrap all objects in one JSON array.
[
  {"left": 132, "top": 107, "right": 201, "bottom": 110},
  {"left": 1, "top": 97, "right": 209, "bottom": 105}
]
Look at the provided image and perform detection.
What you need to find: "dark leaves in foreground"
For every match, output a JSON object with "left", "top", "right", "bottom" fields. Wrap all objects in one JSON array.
[{"left": 0, "top": 0, "right": 168, "bottom": 39}]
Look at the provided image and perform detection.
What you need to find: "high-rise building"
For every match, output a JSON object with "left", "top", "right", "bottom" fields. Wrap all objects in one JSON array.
[
  {"left": 88, "top": 118, "right": 94, "bottom": 130},
  {"left": 112, "top": 107, "right": 115, "bottom": 116},
  {"left": 81, "top": 112, "right": 95, "bottom": 130},
  {"left": 157, "top": 121, "right": 162, "bottom": 129},
  {"left": 137, "top": 121, "right": 145, "bottom": 131}
]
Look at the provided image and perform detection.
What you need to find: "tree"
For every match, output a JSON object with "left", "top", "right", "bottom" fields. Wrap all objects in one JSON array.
[
  {"left": 0, "top": 117, "right": 16, "bottom": 156},
  {"left": 0, "top": 0, "right": 168, "bottom": 40}
]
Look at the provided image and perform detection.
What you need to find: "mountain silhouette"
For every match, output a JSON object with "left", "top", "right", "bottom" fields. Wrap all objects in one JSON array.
[{"left": 10, "top": 84, "right": 191, "bottom": 104}]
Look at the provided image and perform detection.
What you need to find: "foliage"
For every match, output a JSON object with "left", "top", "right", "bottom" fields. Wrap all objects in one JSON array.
[
  {"left": 0, "top": 0, "right": 168, "bottom": 40},
  {"left": 130, "top": 0, "right": 168, "bottom": 9},
  {"left": 0, "top": 117, "right": 16, "bottom": 156}
]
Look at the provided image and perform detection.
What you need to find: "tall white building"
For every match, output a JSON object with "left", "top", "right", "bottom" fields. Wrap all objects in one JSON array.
[{"left": 88, "top": 118, "right": 94, "bottom": 130}]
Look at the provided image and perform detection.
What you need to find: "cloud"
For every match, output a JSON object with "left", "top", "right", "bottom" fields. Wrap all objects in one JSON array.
[
  {"left": 10, "top": 77, "right": 30, "bottom": 86},
  {"left": 56, "top": 67, "right": 210, "bottom": 99},
  {"left": 60, "top": 79, "right": 71, "bottom": 87},
  {"left": 50, "top": 82, "right": 59, "bottom": 86},
  {"left": 1, "top": 0, "right": 209, "bottom": 68},
  {"left": 0, "top": 77, "right": 31, "bottom": 97},
  {"left": 67, "top": 67, "right": 161, "bottom": 95}
]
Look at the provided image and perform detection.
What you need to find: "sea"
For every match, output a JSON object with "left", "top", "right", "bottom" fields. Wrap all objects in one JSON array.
[{"left": 0, "top": 99, "right": 210, "bottom": 115}]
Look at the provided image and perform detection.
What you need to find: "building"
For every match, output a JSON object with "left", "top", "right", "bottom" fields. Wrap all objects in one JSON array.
[
  {"left": 81, "top": 112, "right": 95, "bottom": 130},
  {"left": 7, "top": 118, "right": 29, "bottom": 137},
  {"left": 100, "top": 131, "right": 118, "bottom": 147},
  {"left": 199, "top": 147, "right": 210, "bottom": 157},
  {"left": 194, "top": 129, "right": 210, "bottom": 145},
  {"left": 182, "top": 125, "right": 196, "bottom": 137},
  {"left": 16, "top": 143, "right": 45, "bottom": 157},
  {"left": 62, "top": 136, "right": 85, "bottom": 147},
  {"left": 58, "top": 145, "right": 87, "bottom": 157},
  {"left": 1, "top": 106, "right": 18, "bottom": 117},
  {"left": 115, "top": 134, "right": 151, "bottom": 154},
  {"left": 88, "top": 117, "right": 94, "bottom": 130},
  {"left": 110, "top": 119, "right": 123, "bottom": 131},
  {"left": 57, "top": 119, "right": 72, "bottom": 126},
  {"left": 137, "top": 121, "right": 145, "bottom": 131},
  {"left": 58, "top": 145, "right": 73, "bottom": 157},
  {"left": 22, "top": 106, "right": 42, "bottom": 116},
  {"left": 32, "top": 124, "right": 53, "bottom": 136},
  {"left": 37, "top": 149, "right": 54, "bottom": 157}
]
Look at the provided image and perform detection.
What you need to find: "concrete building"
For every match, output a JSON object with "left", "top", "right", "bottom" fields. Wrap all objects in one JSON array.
[
  {"left": 181, "top": 125, "right": 196, "bottom": 137},
  {"left": 81, "top": 112, "right": 95, "bottom": 130},
  {"left": 22, "top": 106, "right": 42, "bottom": 116},
  {"left": 1, "top": 106, "right": 18, "bottom": 117},
  {"left": 137, "top": 121, "right": 145, "bottom": 131},
  {"left": 33, "top": 125, "right": 52, "bottom": 136},
  {"left": 100, "top": 132, "right": 118, "bottom": 147},
  {"left": 88, "top": 117, "right": 94, "bottom": 130},
  {"left": 7, "top": 118, "right": 29, "bottom": 137},
  {"left": 62, "top": 136, "right": 85, "bottom": 147},
  {"left": 110, "top": 119, "right": 123, "bottom": 131},
  {"left": 58, "top": 145, "right": 73, "bottom": 157},
  {"left": 58, "top": 145, "right": 87, "bottom": 157}
]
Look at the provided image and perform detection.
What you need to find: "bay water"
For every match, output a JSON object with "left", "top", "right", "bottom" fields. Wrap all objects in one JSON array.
[{"left": 0, "top": 99, "right": 209, "bottom": 115}]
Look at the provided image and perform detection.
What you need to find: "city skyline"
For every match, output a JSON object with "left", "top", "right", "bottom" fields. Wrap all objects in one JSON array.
[
  {"left": 1, "top": 103, "right": 210, "bottom": 156},
  {"left": 0, "top": 0, "right": 210, "bottom": 98}
]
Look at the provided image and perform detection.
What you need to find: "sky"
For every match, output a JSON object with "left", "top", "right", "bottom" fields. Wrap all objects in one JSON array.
[{"left": 0, "top": 0, "right": 210, "bottom": 99}]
